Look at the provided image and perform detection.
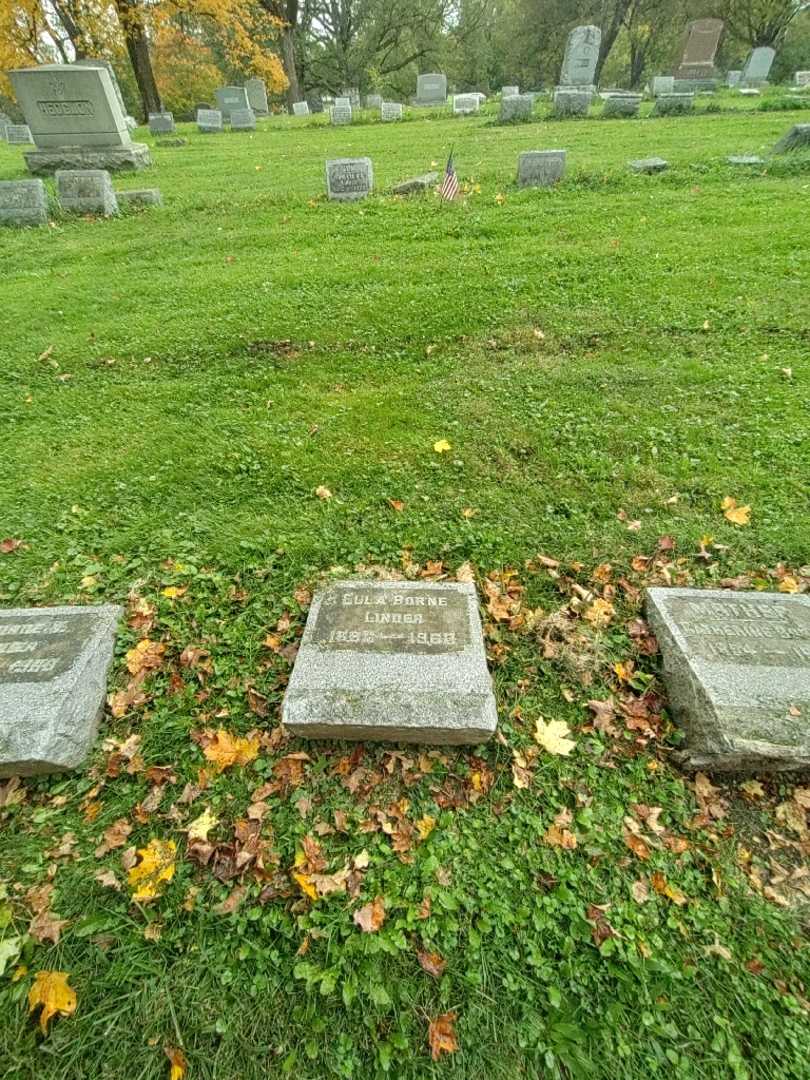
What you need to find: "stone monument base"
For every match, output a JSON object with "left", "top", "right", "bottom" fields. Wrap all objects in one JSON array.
[{"left": 24, "top": 143, "right": 152, "bottom": 176}]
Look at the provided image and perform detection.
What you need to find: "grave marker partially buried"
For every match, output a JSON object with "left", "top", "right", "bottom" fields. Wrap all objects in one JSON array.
[
  {"left": 283, "top": 580, "right": 497, "bottom": 744},
  {"left": 646, "top": 588, "right": 810, "bottom": 773},
  {"left": 0, "top": 605, "right": 121, "bottom": 777}
]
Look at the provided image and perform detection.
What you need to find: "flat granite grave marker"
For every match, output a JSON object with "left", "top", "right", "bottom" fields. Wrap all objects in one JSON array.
[
  {"left": 415, "top": 73, "right": 448, "bottom": 106},
  {"left": 381, "top": 101, "right": 403, "bottom": 121},
  {"left": 56, "top": 169, "right": 118, "bottom": 215},
  {"left": 500, "top": 93, "right": 533, "bottom": 122},
  {"left": 245, "top": 77, "right": 269, "bottom": 115},
  {"left": 453, "top": 93, "right": 480, "bottom": 114},
  {"left": 117, "top": 187, "right": 162, "bottom": 207},
  {"left": 330, "top": 103, "right": 352, "bottom": 125},
  {"left": 292, "top": 100, "right": 310, "bottom": 116},
  {"left": 325, "top": 157, "right": 372, "bottom": 200},
  {"left": 502, "top": 85, "right": 519, "bottom": 97},
  {"left": 646, "top": 589, "right": 810, "bottom": 772},
  {"left": 148, "top": 112, "right": 175, "bottom": 135},
  {"left": 602, "top": 92, "right": 641, "bottom": 118},
  {"left": 553, "top": 88, "right": 592, "bottom": 117},
  {"left": 283, "top": 580, "right": 497, "bottom": 744},
  {"left": 559, "top": 25, "right": 601, "bottom": 87},
  {"left": 0, "top": 179, "right": 48, "bottom": 226},
  {"left": 651, "top": 75, "right": 675, "bottom": 95},
  {"left": 740, "top": 46, "right": 776, "bottom": 87},
  {"left": 215, "top": 85, "right": 249, "bottom": 120},
  {"left": 796, "top": 71, "right": 810, "bottom": 87},
  {"left": 6, "top": 124, "right": 34, "bottom": 144},
  {"left": 654, "top": 92, "right": 694, "bottom": 115},
  {"left": 517, "top": 150, "right": 566, "bottom": 188},
  {"left": 0, "top": 605, "right": 121, "bottom": 777},
  {"left": 630, "top": 156, "right": 668, "bottom": 173},
  {"left": 727, "top": 155, "right": 764, "bottom": 166},
  {"left": 392, "top": 172, "right": 438, "bottom": 195},
  {"left": 9, "top": 64, "right": 150, "bottom": 173},
  {"left": 230, "top": 107, "right": 256, "bottom": 131},
  {"left": 197, "top": 108, "right": 223, "bottom": 133}
]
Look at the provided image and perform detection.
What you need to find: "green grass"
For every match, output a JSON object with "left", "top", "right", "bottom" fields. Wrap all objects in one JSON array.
[{"left": 1, "top": 92, "right": 809, "bottom": 1080}]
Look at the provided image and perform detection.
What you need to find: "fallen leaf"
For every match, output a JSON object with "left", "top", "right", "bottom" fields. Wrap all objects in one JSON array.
[
  {"left": 778, "top": 576, "right": 800, "bottom": 594},
  {"left": 292, "top": 872, "right": 318, "bottom": 901},
  {"left": 202, "top": 729, "right": 260, "bottom": 774},
  {"left": 353, "top": 896, "right": 385, "bottom": 932},
  {"left": 721, "top": 497, "right": 751, "bottom": 527},
  {"left": 623, "top": 828, "right": 651, "bottom": 861},
  {"left": 534, "top": 718, "right": 576, "bottom": 756},
  {"left": 417, "top": 950, "right": 446, "bottom": 977},
  {"left": 416, "top": 816, "right": 436, "bottom": 841},
  {"left": 95, "top": 819, "right": 132, "bottom": 858},
  {"left": 187, "top": 807, "right": 219, "bottom": 843},
  {"left": 387, "top": 498, "right": 405, "bottom": 512},
  {"left": 584, "top": 598, "right": 615, "bottom": 629},
  {"left": 651, "top": 871, "right": 687, "bottom": 905},
  {"left": 631, "top": 879, "right": 650, "bottom": 903},
  {"left": 165, "top": 1045, "right": 188, "bottom": 1080},
  {"left": 215, "top": 885, "right": 246, "bottom": 915},
  {"left": 125, "top": 639, "right": 166, "bottom": 677},
  {"left": 315, "top": 486, "right": 332, "bottom": 500},
  {"left": 433, "top": 439, "right": 452, "bottom": 454},
  {"left": 544, "top": 808, "right": 577, "bottom": 849},
  {"left": 94, "top": 869, "right": 121, "bottom": 891},
  {"left": 0, "top": 538, "right": 23, "bottom": 554},
  {"left": 127, "top": 839, "right": 177, "bottom": 902},
  {"left": 27, "top": 971, "right": 77, "bottom": 1034},
  {"left": 428, "top": 1011, "right": 458, "bottom": 1061}
]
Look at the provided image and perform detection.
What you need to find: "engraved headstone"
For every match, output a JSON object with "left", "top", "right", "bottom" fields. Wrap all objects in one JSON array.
[
  {"left": 675, "top": 18, "right": 724, "bottom": 80},
  {"left": 0, "top": 179, "right": 48, "bottom": 226},
  {"left": 740, "top": 46, "right": 776, "bottom": 87},
  {"left": 415, "top": 73, "right": 448, "bottom": 106},
  {"left": 365, "top": 94, "right": 383, "bottom": 109},
  {"left": 517, "top": 150, "right": 566, "bottom": 188},
  {"left": 6, "top": 124, "right": 34, "bottom": 144},
  {"left": 453, "top": 93, "right": 480, "bottom": 114},
  {"left": 0, "top": 605, "right": 121, "bottom": 777},
  {"left": 148, "top": 111, "right": 175, "bottom": 135},
  {"left": 603, "top": 92, "right": 641, "bottom": 118},
  {"left": 727, "top": 70, "right": 742, "bottom": 87},
  {"left": 553, "top": 88, "right": 592, "bottom": 117},
  {"left": 71, "top": 58, "right": 128, "bottom": 120},
  {"left": 334, "top": 96, "right": 351, "bottom": 109},
  {"left": 381, "top": 101, "right": 403, "bottom": 121},
  {"left": 56, "top": 169, "right": 118, "bottom": 215},
  {"left": 292, "top": 100, "right": 310, "bottom": 116},
  {"left": 559, "top": 25, "right": 601, "bottom": 87},
  {"left": 330, "top": 103, "right": 352, "bottom": 125},
  {"left": 230, "top": 107, "right": 256, "bottom": 131},
  {"left": 502, "top": 85, "right": 519, "bottom": 97},
  {"left": 283, "top": 581, "right": 497, "bottom": 744},
  {"left": 646, "top": 589, "right": 810, "bottom": 772},
  {"left": 774, "top": 124, "right": 810, "bottom": 153},
  {"left": 245, "top": 77, "right": 269, "bottom": 115},
  {"left": 796, "top": 71, "right": 810, "bottom": 87},
  {"left": 654, "top": 92, "right": 694, "bottom": 115},
  {"left": 197, "top": 108, "right": 223, "bottom": 133},
  {"left": 500, "top": 93, "right": 533, "bottom": 122},
  {"left": 215, "top": 85, "right": 249, "bottom": 120},
  {"left": 325, "top": 157, "right": 372, "bottom": 200},
  {"left": 8, "top": 64, "right": 150, "bottom": 173},
  {"left": 651, "top": 75, "right": 675, "bottom": 96}
]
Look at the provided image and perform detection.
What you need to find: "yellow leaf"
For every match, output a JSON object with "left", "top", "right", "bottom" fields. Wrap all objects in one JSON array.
[
  {"left": 584, "top": 598, "right": 615, "bottom": 629},
  {"left": 165, "top": 1046, "right": 188, "bottom": 1080},
  {"left": 202, "top": 729, "right": 260, "bottom": 774},
  {"left": 534, "top": 718, "right": 576, "bottom": 757},
  {"left": 721, "top": 497, "right": 751, "bottom": 526},
  {"left": 494, "top": 192, "right": 506, "bottom": 205},
  {"left": 292, "top": 871, "right": 318, "bottom": 901},
  {"left": 161, "top": 586, "right": 187, "bottom": 599},
  {"left": 461, "top": 508, "right": 478, "bottom": 519},
  {"left": 127, "top": 839, "right": 176, "bottom": 902},
  {"left": 433, "top": 439, "right": 452, "bottom": 453},
  {"left": 27, "top": 971, "right": 77, "bottom": 1034},
  {"left": 125, "top": 639, "right": 166, "bottom": 676},
  {"left": 778, "top": 576, "right": 800, "bottom": 594},
  {"left": 80, "top": 575, "right": 97, "bottom": 589},
  {"left": 187, "top": 807, "right": 218, "bottom": 843},
  {"left": 416, "top": 816, "right": 436, "bottom": 841},
  {"left": 315, "top": 486, "right": 332, "bottom": 500}
]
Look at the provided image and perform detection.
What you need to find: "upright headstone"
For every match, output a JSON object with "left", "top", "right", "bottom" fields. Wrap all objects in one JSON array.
[
  {"left": 56, "top": 169, "right": 118, "bottom": 215},
  {"left": 0, "top": 179, "right": 48, "bottom": 226},
  {"left": 654, "top": 93, "right": 694, "bottom": 116},
  {"left": 0, "top": 605, "right": 122, "bottom": 777},
  {"left": 230, "top": 107, "right": 257, "bottom": 131},
  {"left": 559, "top": 25, "right": 601, "bottom": 87},
  {"left": 197, "top": 108, "right": 223, "bottom": 133},
  {"left": 740, "top": 46, "right": 776, "bottom": 87},
  {"left": 499, "top": 93, "right": 533, "bottom": 122},
  {"left": 148, "top": 112, "right": 175, "bottom": 135},
  {"left": 71, "top": 58, "right": 128, "bottom": 120},
  {"left": 674, "top": 18, "right": 724, "bottom": 82},
  {"left": 646, "top": 588, "right": 810, "bottom": 772},
  {"left": 415, "top": 73, "right": 448, "bottom": 106},
  {"left": 796, "top": 71, "right": 810, "bottom": 87},
  {"left": 330, "top": 103, "right": 352, "bottom": 125},
  {"left": 8, "top": 64, "right": 150, "bottom": 173},
  {"left": 292, "top": 100, "right": 310, "bottom": 116},
  {"left": 651, "top": 75, "right": 675, "bottom": 96},
  {"left": 334, "top": 96, "right": 351, "bottom": 109},
  {"left": 245, "top": 77, "right": 269, "bottom": 115},
  {"left": 365, "top": 94, "right": 383, "bottom": 109},
  {"left": 502, "top": 85, "right": 519, "bottom": 97},
  {"left": 325, "top": 157, "right": 372, "bottom": 201},
  {"left": 6, "top": 124, "right": 34, "bottom": 145},
  {"left": 602, "top": 92, "right": 642, "bottom": 118},
  {"left": 774, "top": 124, "right": 810, "bottom": 153},
  {"left": 517, "top": 150, "right": 566, "bottom": 188},
  {"left": 282, "top": 581, "right": 497, "bottom": 744},
  {"left": 342, "top": 88, "right": 361, "bottom": 107},
  {"left": 726, "top": 70, "right": 742, "bottom": 87},
  {"left": 553, "top": 88, "right": 592, "bottom": 117},
  {"left": 215, "top": 85, "right": 250, "bottom": 120},
  {"left": 381, "top": 101, "right": 404, "bottom": 121},
  {"left": 453, "top": 93, "right": 480, "bottom": 114}
]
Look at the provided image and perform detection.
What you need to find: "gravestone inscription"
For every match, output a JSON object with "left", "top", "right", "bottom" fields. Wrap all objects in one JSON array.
[
  {"left": 415, "top": 73, "right": 448, "bottom": 106},
  {"left": 559, "top": 25, "right": 601, "bottom": 87},
  {"left": 215, "top": 85, "right": 249, "bottom": 120},
  {"left": 56, "top": 169, "right": 118, "bottom": 215},
  {"left": 0, "top": 179, "right": 48, "bottom": 226},
  {"left": 325, "top": 157, "right": 372, "bottom": 200},
  {"left": 283, "top": 581, "right": 497, "bottom": 744},
  {"left": 6, "top": 124, "right": 34, "bottom": 144},
  {"left": 0, "top": 605, "right": 122, "bottom": 777},
  {"left": 197, "top": 108, "right": 223, "bottom": 133},
  {"left": 330, "top": 103, "right": 352, "bottom": 125},
  {"left": 381, "top": 101, "right": 403, "bottom": 121},
  {"left": 646, "top": 588, "right": 810, "bottom": 772}
]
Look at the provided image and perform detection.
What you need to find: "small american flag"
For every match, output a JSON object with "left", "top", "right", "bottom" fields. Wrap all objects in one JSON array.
[{"left": 439, "top": 149, "right": 460, "bottom": 201}]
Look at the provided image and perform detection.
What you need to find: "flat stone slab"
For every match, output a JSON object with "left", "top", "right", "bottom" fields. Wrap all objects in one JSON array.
[
  {"left": 0, "top": 179, "right": 48, "bottom": 226},
  {"left": 727, "top": 155, "right": 764, "bottom": 166},
  {"left": 646, "top": 588, "right": 810, "bottom": 773},
  {"left": 392, "top": 172, "right": 438, "bottom": 195},
  {"left": 57, "top": 169, "right": 118, "bottom": 215},
  {"left": 630, "top": 157, "right": 669, "bottom": 173},
  {"left": 117, "top": 187, "right": 162, "bottom": 207},
  {"left": 0, "top": 605, "right": 122, "bottom": 777},
  {"left": 283, "top": 580, "right": 497, "bottom": 744},
  {"left": 24, "top": 144, "right": 150, "bottom": 175},
  {"left": 500, "top": 94, "right": 533, "bottom": 122}
]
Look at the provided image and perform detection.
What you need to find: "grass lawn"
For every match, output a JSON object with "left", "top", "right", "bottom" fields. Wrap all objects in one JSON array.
[{"left": 1, "top": 91, "right": 810, "bottom": 1079}]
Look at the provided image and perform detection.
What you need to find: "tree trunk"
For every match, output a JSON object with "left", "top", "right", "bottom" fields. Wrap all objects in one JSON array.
[
  {"left": 594, "top": 0, "right": 633, "bottom": 85},
  {"left": 114, "top": 0, "right": 161, "bottom": 118},
  {"left": 281, "top": 25, "right": 301, "bottom": 107}
]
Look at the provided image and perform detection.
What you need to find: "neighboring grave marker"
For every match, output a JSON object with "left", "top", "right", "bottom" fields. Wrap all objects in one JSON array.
[
  {"left": 325, "top": 157, "right": 372, "bottom": 200},
  {"left": 517, "top": 150, "right": 566, "bottom": 188},
  {"left": 0, "top": 605, "right": 122, "bottom": 777},
  {"left": 6, "top": 124, "right": 33, "bottom": 144},
  {"left": 675, "top": 18, "right": 724, "bottom": 81},
  {"left": 230, "top": 107, "right": 256, "bottom": 131},
  {"left": 0, "top": 179, "right": 48, "bottom": 226},
  {"left": 500, "top": 93, "right": 533, "bottom": 122},
  {"left": 365, "top": 94, "right": 383, "bottom": 109},
  {"left": 148, "top": 112, "right": 175, "bottom": 135},
  {"left": 774, "top": 124, "right": 810, "bottom": 153},
  {"left": 283, "top": 581, "right": 497, "bottom": 744},
  {"left": 381, "top": 101, "right": 403, "bottom": 121},
  {"left": 651, "top": 75, "right": 675, "bottom": 95},
  {"left": 559, "top": 25, "right": 601, "bottom": 87},
  {"left": 415, "top": 73, "right": 448, "bottom": 106},
  {"left": 330, "top": 103, "right": 352, "bottom": 125},
  {"left": 740, "top": 46, "right": 776, "bottom": 87},
  {"left": 603, "top": 92, "right": 641, "bottom": 118},
  {"left": 245, "top": 77, "right": 269, "bottom": 115},
  {"left": 796, "top": 71, "right": 810, "bottom": 87},
  {"left": 727, "top": 70, "right": 742, "bottom": 87},
  {"left": 215, "top": 85, "right": 250, "bottom": 120},
  {"left": 197, "top": 108, "right": 223, "bottom": 133},
  {"left": 502, "top": 85, "right": 519, "bottom": 97},
  {"left": 292, "top": 100, "right": 310, "bottom": 116},
  {"left": 646, "top": 588, "right": 810, "bottom": 773},
  {"left": 654, "top": 92, "right": 694, "bottom": 115},
  {"left": 453, "top": 93, "right": 480, "bottom": 114},
  {"left": 56, "top": 169, "right": 118, "bottom": 215}
]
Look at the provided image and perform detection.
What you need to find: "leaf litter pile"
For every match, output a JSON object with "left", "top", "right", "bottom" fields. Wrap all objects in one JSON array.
[{"left": 0, "top": 540, "right": 808, "bottom": 1079}]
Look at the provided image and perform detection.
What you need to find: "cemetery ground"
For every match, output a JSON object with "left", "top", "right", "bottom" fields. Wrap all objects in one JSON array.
[{"left": 1, "top": 95, "right": 810, "bottom": 1079}]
